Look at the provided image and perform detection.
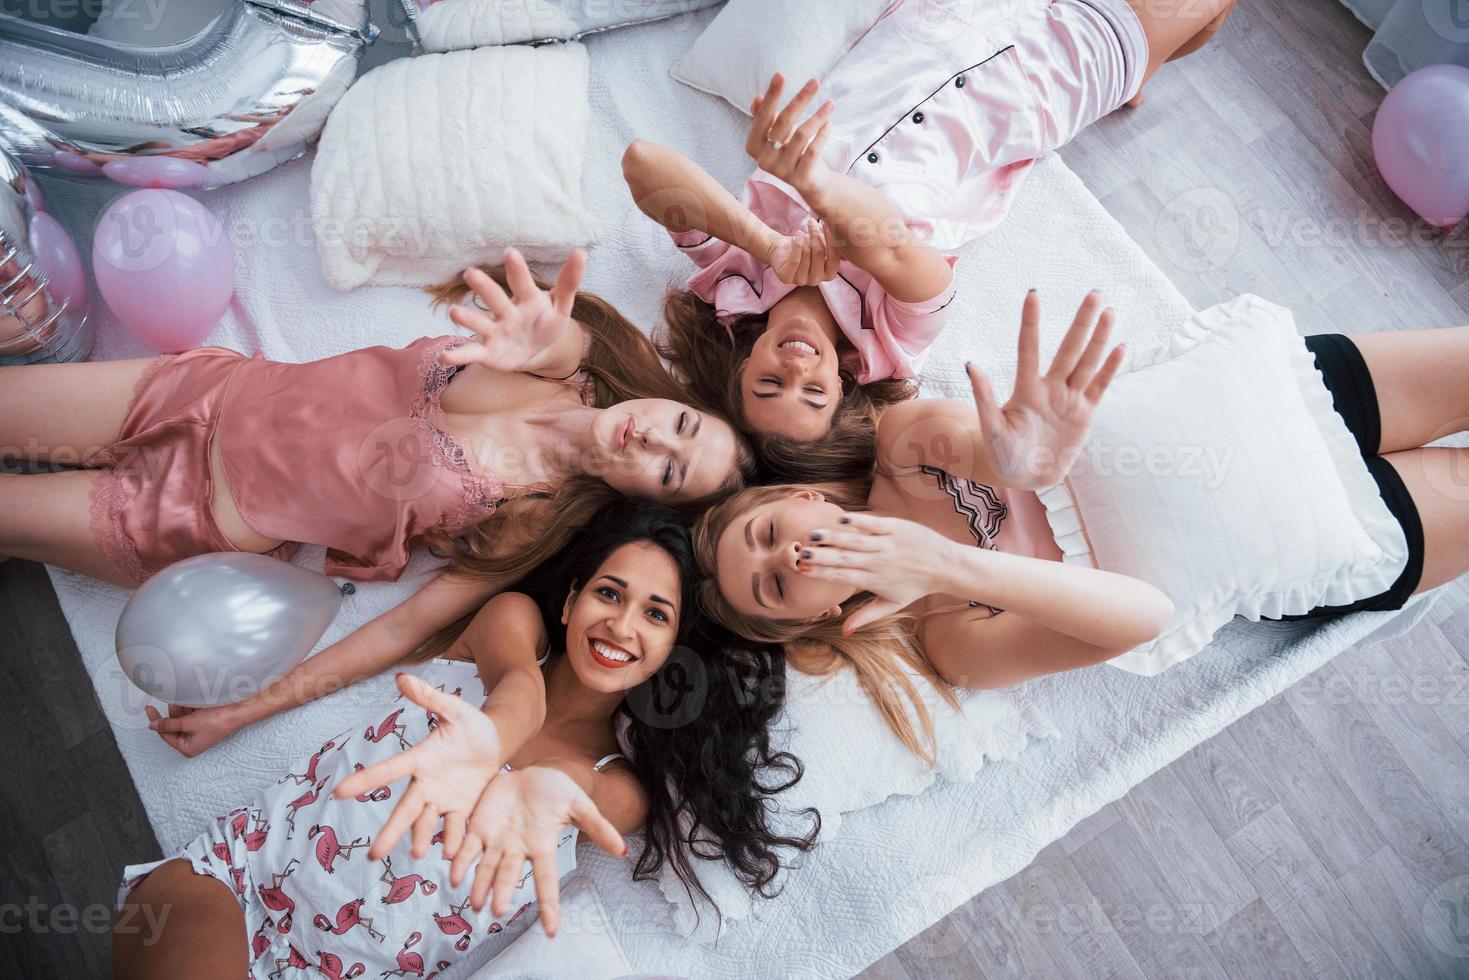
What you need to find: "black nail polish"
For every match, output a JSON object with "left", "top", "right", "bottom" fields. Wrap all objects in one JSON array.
[
  {"left": 840, "top": 516, "right": 851, "bottom": 524},
  {"left": 801, "top": 549, "right": 813, "bottom": 559},
  {"left": 810, "top": 531, "right": 824, "bottom": 541}
]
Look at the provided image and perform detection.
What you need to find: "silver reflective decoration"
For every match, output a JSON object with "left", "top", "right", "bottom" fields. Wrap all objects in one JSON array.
[
  {"left": 0, "top": 146, "right": 91, "bottom": 364},
  {"left": 0, "top": 0, "right": 374, "bottom": 186},
  {"left": 116, "top": 552, "right": 346, "bottom": 708}
]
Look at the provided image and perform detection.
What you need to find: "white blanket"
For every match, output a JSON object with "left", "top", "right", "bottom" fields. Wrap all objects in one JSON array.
[{"left": 35, "top": 8, "right": 1437, "bottom": 977}]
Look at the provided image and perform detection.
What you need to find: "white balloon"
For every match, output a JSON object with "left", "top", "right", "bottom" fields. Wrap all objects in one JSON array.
[{"left": 115, "top": 553, "right": 345, "bottom": 707}]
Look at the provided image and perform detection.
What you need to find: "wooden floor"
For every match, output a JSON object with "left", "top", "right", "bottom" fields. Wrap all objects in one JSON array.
[
  {"left": 4, "top": 0, "right": 1469, "bottom": 977},
  {"left": 862, "top": 0, "right": 1469, "bottom": 977}
]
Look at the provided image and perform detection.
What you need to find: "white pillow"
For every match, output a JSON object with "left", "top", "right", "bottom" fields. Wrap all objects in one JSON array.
[
  {"left": 414, "top": 0, "right": 722, "bottom": 52},
  {"left": 310, "top": 43, "right": 598, "bottom": 290},
  {"left": 470, "top": 877, "right": 632, "bottom": 980},
  {"left": 1037, "top": 294, "right": 1410, "bottom": 676},
  {"left": 670, "top": 0, "right": 896, "bottom": 114}
]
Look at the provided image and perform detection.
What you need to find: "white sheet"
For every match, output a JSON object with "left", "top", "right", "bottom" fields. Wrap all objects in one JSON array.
[{"left": 34, "top": 7, "right": 1438, "bottom": 978}]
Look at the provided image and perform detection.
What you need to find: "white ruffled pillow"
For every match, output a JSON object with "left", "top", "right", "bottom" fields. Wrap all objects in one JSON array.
[
  {"left": 670, "top": 0, "right": 896, "bottom": 114},
  {"left": 311, "top": 43, "right": 598, "bottom": 290},
  {"left": 1038, "top": 294, "right": 1410, "bottom": 676}
]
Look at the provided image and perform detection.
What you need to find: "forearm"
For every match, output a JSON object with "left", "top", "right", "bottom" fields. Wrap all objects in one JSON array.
[
  {"left": 934, "top": 544, "right": 1173, "bottom": 651},
  {"left": 225, "top": 613, "right": 417, "bottom": 728},
  {"left": 476, "top": 664, "right": 545, "bottom": 763},
  {"left": 622, "top": 140, "right": 780, "bottom": 261},
  {"left": 802, "top": 172, "right": 952, "bottom": 303}
]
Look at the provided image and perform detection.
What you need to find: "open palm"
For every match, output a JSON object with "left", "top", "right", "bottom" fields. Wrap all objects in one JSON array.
[
  {"left": 334, "top": 673, "right": 504, "bottom": 862},
  {"left": 444, "top": 247, "right": 584, "bottom": 375},
  {"left": 450, "top": 766, "right": 625, "bottom": 933},
  {"left": 966, "top": 291, "right": 1125, "bottom": 490}
]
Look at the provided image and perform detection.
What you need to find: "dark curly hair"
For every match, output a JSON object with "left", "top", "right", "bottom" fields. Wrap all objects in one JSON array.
[
  {"left": 509, "top": 498, "right": 820, "bottom": 913},
  {"left": 657, "top": 288, "right": 917, "bottom": 486}
]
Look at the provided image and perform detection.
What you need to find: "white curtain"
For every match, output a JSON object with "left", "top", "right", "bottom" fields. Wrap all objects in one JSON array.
[{"left": 1338, "top": 0, "right": 1469, "bottom": 86}]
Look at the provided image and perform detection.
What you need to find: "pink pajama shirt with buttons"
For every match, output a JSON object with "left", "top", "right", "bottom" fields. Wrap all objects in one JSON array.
[{"left": 673, "top": 0, "right": 1148, "bottom": 383}]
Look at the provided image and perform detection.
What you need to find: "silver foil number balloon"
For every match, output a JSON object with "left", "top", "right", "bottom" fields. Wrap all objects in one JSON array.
[
  {"left": 116, "top": 553, "right": 346, "bottom": 707},
  {"left": 0, "top": 147, "right": 92, "bottom": 364},
  {"left": 0, "top": 0, "right": 374, "bottom": 186}
]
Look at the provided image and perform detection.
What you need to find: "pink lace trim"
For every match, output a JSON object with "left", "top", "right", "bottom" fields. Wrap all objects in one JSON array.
[
  {"left": 87, "top": 354, "right": 175, "bottom": 585},
  {"left": 411, "top": 338, "right": 507, "bottom": 533}
]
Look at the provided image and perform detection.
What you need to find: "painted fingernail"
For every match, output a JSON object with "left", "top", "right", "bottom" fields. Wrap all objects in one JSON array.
[
  {"left": 840, "top": 516, "right": 851, "bottom": 524},
  {"left": 801, "top": 549, "right": 813, "bottom": 559},
  {"left": 1027, "top": 288, "right": 1036, "bottom": 294},
  {"left": 810, "top": 530, "right": 824, "bottom": 541}
]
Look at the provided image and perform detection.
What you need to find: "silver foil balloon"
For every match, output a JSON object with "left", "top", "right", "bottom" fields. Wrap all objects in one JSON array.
[
  {"left": 0, "top": 0, "right": 374, "bottom": 186},
  {"left": 0, "top": 146, "right": 92, "bottom": 364},
  {"left": 115, "top": 552, "right": 346, "bottom": 708}
]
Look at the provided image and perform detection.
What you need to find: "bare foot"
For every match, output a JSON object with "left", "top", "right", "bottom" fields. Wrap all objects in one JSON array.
[{"left": 1124, "top": 89, "right": 1145, "bottom": 109}]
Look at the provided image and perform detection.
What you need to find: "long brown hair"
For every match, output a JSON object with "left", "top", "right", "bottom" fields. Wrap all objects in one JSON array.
[
  {"left": 658, "top": 289, "right": 917, "bottom": 485},
  {"left": 691, "top": 483, "right": 959, "bottom": 764},
  {"left": 414, "top": 266, "right": 756, "bottom": 660}
]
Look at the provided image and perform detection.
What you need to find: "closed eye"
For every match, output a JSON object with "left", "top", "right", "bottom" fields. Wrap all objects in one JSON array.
[
  {"left": 676, "top": 411, "right": 687, "bottom": 435},
  {"left": 662, "top": 459, "right": 675, "bottom": 487}
]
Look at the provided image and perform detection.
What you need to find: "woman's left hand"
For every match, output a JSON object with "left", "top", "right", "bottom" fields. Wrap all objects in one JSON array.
[
  {"left": 447, "top": 766, "right": 626, "bottom": 936},
  {"left": 965, "top": 290, "right": 1125, "bottom": 490},
  {"left": 444, "top": 247, "right": 585, "bottom": 375},
  {"left": 334, "top": 673, "right": 506, "bottom": 862},
  {"left": 797, "top": 512, "right": 959, "bottom": 633},
  {"left": 746, "top": 74, "right": 836, "bottom": 204}
]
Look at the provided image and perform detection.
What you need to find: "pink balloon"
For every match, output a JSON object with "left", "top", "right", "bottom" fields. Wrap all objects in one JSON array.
[
  {"left": 92, "top": 189, "right": 235, "bottom": 352},
  {"left": 1372, "top": 64, "right": 1469, "bottom": 228},
  {"left": 28, "top": 212, "right": 90, "bottom": 318},
  {"left": 52, "top": 149, "right": 103, "bottom": 175},
  {"left": 23, "top": 177, "right": 44, "bottom": 212},
  {"left": 102, "top": 157, "right": 211, "bottom": 189}
]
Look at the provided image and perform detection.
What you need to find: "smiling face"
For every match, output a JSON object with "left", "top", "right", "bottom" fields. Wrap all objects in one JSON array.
[
  {"left": 561, "top": 541, "right": 684, "bottom": 694},
  {"left": 593, "top": 398, "right": 741, "bottom": 502},
  {"left": 739, "top": 288, "right": 844, "bottom": 442},
  {"left": 713, "top": 489, "right": 854, "bottom": 623}
]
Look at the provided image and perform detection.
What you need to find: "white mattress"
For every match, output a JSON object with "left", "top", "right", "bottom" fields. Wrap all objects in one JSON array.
[{"left": 35, "top": 7, "right": 1438, "bottom": 977}]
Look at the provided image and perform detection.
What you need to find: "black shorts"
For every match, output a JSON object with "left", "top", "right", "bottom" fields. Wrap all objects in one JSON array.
[{"left": 1283, "top": 333, "right": 1425, "bottom": 619}]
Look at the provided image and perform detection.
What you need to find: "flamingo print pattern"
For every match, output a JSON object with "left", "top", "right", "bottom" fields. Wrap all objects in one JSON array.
[{"left": 116, "top": 664, "right": 582, "bottom": 978}]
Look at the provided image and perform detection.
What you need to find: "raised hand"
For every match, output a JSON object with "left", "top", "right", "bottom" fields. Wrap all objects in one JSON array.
[
  {"left": 444, "top": 247, "right": 585, "bottom": 375},
  {"left": 766, "top": 216, "right": 842, "bottom": 285},
  {"left": 447, "top": 766, "right": 625, "bottom": 936},
  {"left": 965, "top": 291, "right": 1125, "bottom": 490},
  {"left": 333, "top": 673, "right": 505, "bottom": 862},
  {"left": 145, "top": 702, "right": 244, "bottom": 758},
  {"left": 796, "top": 512, "right": 960, "bottom": 634},
  {"left": 746, "top": 74, "right": 836, "bottom": 203}
]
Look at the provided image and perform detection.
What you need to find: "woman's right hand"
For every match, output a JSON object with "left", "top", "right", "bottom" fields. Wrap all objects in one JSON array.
[
  {"left": 334, "top": 673, "right": 506, "bottom": 861},
  {"left": 797, "top": 512, "right": 962, "bottom": 633},
  {"left": 145, "top": 702, "right": 246, "bottom": 758},
  {"left": 447, "top": 765, "right": 625, "bottom": 936},
  {"left": 765, "top": 217, "right": 842, "bottom": 286},
  {"left": 443, "top": 247, "right": 585, "bottom": 375}
]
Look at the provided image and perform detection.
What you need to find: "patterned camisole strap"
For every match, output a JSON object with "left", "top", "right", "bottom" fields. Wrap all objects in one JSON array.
[
  {"left": 918, "top": 465, "right": 1008, "bottom": 550},
  {"left": 915, "top": 465, "right": 1007, "bottom": 618}
]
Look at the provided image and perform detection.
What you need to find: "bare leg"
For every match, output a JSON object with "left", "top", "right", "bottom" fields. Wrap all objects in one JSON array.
[
  {"left": 1344, "top": 327, "right": 1469, "bottom": 453},
  {"left": 0, "top": 358, "right": 160, "bottom": 466},
  {"left": 113, "top": 859, "right": 248, "bottom": 979},
  {"left": 1123, "top": 0, "right": 1236, "bottom": 107},
  {"left": 1381, "top": 448, "right": 1469, "bottom": 594},
  {"left": 0, "top": 470, "right": 136, "bottom": 586}
]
